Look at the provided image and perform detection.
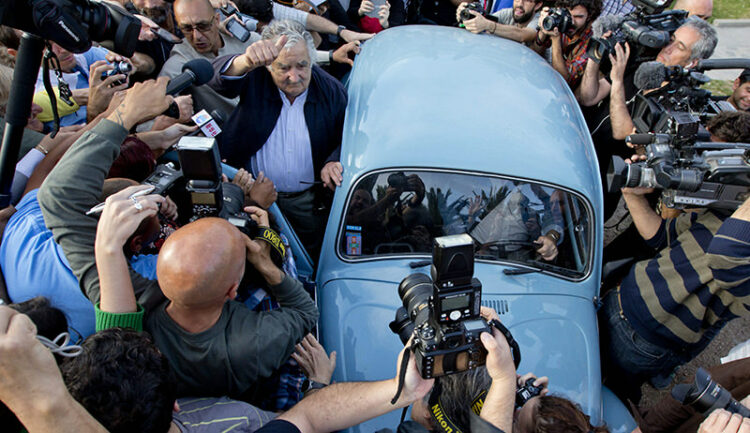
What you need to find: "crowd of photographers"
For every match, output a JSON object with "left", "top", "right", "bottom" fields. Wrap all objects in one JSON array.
[{"left": 0, "top": 0, "right": 748, "bottom": 431}]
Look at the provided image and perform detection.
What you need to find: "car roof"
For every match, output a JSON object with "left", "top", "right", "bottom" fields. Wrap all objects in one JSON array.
[{"left": 342, "top": 25, "right": 602, "bottom": 201}]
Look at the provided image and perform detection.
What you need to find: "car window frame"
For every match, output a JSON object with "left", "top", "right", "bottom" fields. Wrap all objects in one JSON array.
[{"left": 335, "top": 167, "right": 596, "bottom": 282}]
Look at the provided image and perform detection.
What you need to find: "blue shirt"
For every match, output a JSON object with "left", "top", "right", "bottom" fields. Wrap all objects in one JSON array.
[
  {"left": 0, "top": 189, "right": 159, "bottom": 339},
  {"left": 34, "top": 46, "right": 109, "bottom": 128}
]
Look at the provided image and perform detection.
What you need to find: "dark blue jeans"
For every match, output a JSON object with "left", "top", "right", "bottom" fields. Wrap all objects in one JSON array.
[{"left": 598, "top": 289, "right": 686, "bottom": 403}]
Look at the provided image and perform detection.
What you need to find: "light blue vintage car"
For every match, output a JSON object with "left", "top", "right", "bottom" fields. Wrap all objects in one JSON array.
[{"left": 273, "top": 25, "right": 637, "bottom": 433}]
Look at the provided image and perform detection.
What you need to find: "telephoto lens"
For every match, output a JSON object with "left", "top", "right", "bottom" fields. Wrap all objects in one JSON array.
[{"left": 671, "top": 368, "right": 750, "bottom": 418}]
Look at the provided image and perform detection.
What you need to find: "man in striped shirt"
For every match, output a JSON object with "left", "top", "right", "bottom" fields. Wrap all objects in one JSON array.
[{"left": 599, "top": 187, "right": 750, "bottom": 403}]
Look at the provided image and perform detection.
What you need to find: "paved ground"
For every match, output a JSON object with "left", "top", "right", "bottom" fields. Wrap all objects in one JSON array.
[{"left": 704, "top": 20, "right": 750, "bottom": 81}]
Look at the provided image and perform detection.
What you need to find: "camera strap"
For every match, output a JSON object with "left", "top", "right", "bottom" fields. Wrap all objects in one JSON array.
[
  {"left": 41, "top": 44, "right": 73, "bottom": 138},
  {"left": 488, "top": 319, "right": 521, "bottom": 369},
  {"left": 391, "top": 339, "right": 419, "bottom": 406}
]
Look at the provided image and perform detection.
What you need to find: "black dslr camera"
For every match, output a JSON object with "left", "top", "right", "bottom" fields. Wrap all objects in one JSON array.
[
  {"left": 459, "top": 2, "right": 491, "bottom": 22},
  {"left": 672, "top": 368, "right": 750, "bottom": 418},
  {"left": 542, "top": 8, "right": 573, "bottom": 34},
  {"left": 390, "top": 234, "right": 492, "bottom": 379},
  {"left": 516, "top": 378, "right": 544, "bottom": 408}
]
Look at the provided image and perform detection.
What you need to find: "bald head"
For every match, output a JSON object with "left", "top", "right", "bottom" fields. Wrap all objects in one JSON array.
[
  {"left": 673, "top": 0, "right": 713, "bottom": 19},
  {"left": 157, "top": 218, "right": 246, "bottom": 307}
]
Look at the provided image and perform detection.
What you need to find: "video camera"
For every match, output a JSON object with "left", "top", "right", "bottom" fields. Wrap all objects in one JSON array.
[
  {"left": 672, "top": 368, "right": 750, "bottom": 418},
  {"left": 587, "top": 0, "right": 686, "bottom": 76},
  {"left": 389, "top": 234, "right": 520, "bottom": 379},
  {"left": 606, "top": 61, "right": 750, "bottom": 210}
]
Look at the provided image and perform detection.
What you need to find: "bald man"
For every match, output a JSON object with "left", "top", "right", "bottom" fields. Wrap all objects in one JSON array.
[
  {"left": 672, "top": 0, "right": 713, "bottom": 20},
  {"left": 141, "top": 214, "right": 317, "bottom": 399}
]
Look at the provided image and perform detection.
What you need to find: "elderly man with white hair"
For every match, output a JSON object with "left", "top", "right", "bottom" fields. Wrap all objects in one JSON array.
[{"left": 209, "top": 19, "right": 347, "bottom": 257}]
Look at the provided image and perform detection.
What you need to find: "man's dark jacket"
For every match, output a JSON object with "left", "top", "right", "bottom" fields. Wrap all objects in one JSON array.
[{"left": 209, "top": 55, "right": 347, "bottom": 177}]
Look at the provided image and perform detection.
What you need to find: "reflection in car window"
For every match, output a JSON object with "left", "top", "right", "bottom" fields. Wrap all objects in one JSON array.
[{"left": 340, "top": 171, "right": 591, "bottom": 276}]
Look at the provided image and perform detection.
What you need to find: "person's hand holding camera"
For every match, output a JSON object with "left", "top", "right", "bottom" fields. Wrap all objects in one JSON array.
[
  {"left": 242, "top": 205, "right": 284, "bottom": 285},
  {"left": 478, "top": 312, "right": 517, "bottom": 433},
  {"left": 517, "top": 373, "right": 549, "bottom": 396},
  {"left": 358, "top": 0, "right": 375, "bottom": 16},
  {"left": 608, "top": 42, "right": 631, "bottom": 85},
  {"left": 378, "top": 2, "right": 391, "bottom": 28},
  {"left": 392, "top": 337, "right": 435, "bottom": 406},
  {"left": 463, "top": 10, "right": 492, "bottom": 34},
  {"left": 538, "top": 7, "right": 560, "bottom": 39},
  {"left": 699, "top": 410, "right": 750, "bottom": 433},
  {"left": 106, "top": 77, "right": 173, "bottom": 130},
  {"left": 87, "top": 60, "right": 129, "bottom": 121}
]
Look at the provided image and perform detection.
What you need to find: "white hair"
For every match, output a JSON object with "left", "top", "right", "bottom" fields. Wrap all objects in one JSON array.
[{"left": 260, "top": 19, "right": 316, "bottom": 64}]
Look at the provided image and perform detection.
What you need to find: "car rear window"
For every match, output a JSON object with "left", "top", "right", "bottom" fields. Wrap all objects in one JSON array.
[{"left": 339, "top": 170, "right": 591, "bottom": 277}]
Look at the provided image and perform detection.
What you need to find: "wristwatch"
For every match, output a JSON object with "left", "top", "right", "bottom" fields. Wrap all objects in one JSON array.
[
  {"left": 302, "top": 379, "right": 328, "bottom": 393},
  {"left": 336, "top": 25, "right": 346, "bottom": 39}
]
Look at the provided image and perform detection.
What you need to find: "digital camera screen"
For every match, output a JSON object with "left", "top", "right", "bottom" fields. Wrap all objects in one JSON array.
[
  {"left": 441, "top": 294, "right": 470, "bottom": 311},
  {"left": 191, "top": 192, "right": 217, "bottom": 205},
  {"left": 462, "top": 319, "right": 486, "bottom": 332}
]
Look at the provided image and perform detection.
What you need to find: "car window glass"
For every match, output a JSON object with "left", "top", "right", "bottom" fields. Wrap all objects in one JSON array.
[{"left": 340, "top": 171, "right": 591, "bottom": 277}]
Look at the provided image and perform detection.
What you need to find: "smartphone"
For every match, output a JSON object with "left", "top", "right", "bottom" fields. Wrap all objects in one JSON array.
[
  {"left": 366, "top": 0, "right": 386, "bottom": 19},
  {"left": 226, "top": 17, "right": 250, "bottom": 42}
]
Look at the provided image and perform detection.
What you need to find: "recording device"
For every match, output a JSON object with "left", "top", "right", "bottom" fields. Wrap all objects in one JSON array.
[
  {"left": 605, "top": 57, "right": 750, "bottom": 210},
  {"left": 165, "top": 58, "right": 214, "bottom": 96},
  {"left": 100, "top": 61, "right": 132, "bottom": 86},
  {"left": 671, "top": 368, "right": 750, "bottom": 418},
  {"left": 176, "top": 136, "right": 224, "bottom": 218},
  {"left": 586, "top": 0, "right": 686, "bottom": 75},
  {"left": 389, "top": 234, "right": 491, "bottom": 379},
  {"left": 516, "top": 378, "right": 544, "bottom": 408},
  {"left": 459, "top": 2, "right": 497, "bottom": 23},
  {"left": 220, "top": 4, "right": 259, "bottom": 42},
  {"left": 1, "top": 0, "right": 141, "bottom": 56},
  {"left": 542, "top": 8, "right": 573, "bottom": 34},
  {"left": 388, "top": 172, "right": 411, "bottom": 190}
]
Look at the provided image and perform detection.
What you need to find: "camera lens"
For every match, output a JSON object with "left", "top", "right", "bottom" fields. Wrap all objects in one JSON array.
[
  {"left": 542, "top": 15, "right": 557, "bottom": 31},
  {"left": 389, "top": 307, "right": 414, "bottom": 345},
  {"left": 398, "top": 273, "right": 433, "bottom": 319}
]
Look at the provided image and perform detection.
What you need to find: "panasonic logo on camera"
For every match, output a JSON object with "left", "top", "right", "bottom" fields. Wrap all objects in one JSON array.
[{"left": 57, "top": 20, "right": 81, "bottom": 42}]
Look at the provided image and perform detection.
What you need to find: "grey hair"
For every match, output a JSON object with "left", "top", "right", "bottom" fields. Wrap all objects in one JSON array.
[
  {"left": 682, "top": 15, "right": 718, "bottom": 61},
  {"left": 424, "top": 368, "right": 492, "bottom": 431},
  {"left": 260, "top": 19, "right": 316, "bottom": 64}
]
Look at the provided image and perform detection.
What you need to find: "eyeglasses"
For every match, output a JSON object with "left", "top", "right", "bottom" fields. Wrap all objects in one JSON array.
[{"left": 178, "top": 16, "right": 215, "bottom": 35}]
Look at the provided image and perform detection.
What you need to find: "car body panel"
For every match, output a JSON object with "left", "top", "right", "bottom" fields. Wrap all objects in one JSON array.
[{"left": 310, "top": 25, "right": 633, "bottom": 432}]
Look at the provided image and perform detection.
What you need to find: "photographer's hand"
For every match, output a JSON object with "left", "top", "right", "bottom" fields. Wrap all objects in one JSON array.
[
  {"left": 248, "top": 172, "right": 278, "bottom": 209},
  {"left": 87, "top": 60, "right": 129, "bottom": 122},
  {"left": 479, "top": 325, "right": 517, "bottom": 433},
  {"left": 608, "top": 42, "right": 631, "bottom": 84},
  {"left": 699, "top": 410, "right": 750, "bottom": 433},
  {"left": 358, "top": 0, "right": 375, "bottom": 16},
  {"left": 517, "top": 373, "right": 549, "bottom": 396},
  {"left": 463, "top": 11, "right": 491, "bottom": 34},
  {"left": 392, "top": 340, "right": 434, "bottom": 406},
  {"left": 322, "top": 161, "right": 344, "bottom": 190},
  {"left": 378, "top": 2, "right": 391, "bottom": 28},
  {"left": 242, "top": 206, "right": 283, "bottom": 286}
]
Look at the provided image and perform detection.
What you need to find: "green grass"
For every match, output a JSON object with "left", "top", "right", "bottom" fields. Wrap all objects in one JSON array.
[
  {"left": 712, "top": 0, "right": 750, "bottom": 20},
  {"left": 702, "top": 79, "right": 734, "bottom": 96}
]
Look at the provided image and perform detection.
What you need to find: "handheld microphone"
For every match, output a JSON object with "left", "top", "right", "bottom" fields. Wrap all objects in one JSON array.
[
  {"left": 634, "top": 61, "right": 666, "bottom": 90},
  {"left": 188, "top": 109, "right": 227, "bottom": 138},
  {"left": 165, "top": 58, "right": 214, "bottom": 96}
]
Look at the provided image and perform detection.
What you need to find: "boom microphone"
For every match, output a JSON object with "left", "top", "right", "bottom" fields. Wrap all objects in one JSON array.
[
  {"left": 694, "top": 58, "right": 750, "bottom": 72},
  {"left": 165, "top": 58, "right": 214, "bottom": 96},
  {"left": 634, "top": 61, "right": 667, "bottom": 90}
]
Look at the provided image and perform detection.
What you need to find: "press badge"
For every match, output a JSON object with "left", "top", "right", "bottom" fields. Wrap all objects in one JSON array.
[{"left": 345, "top": 225, "right": 362, "bottom": 256}]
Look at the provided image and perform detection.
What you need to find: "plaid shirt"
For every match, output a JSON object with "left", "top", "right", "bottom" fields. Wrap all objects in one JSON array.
[
  {"left": 601, "top": 0, "right": 635, "bottom": 16},
  {"left": 562, "top": 27, "right": 593, "bottom": 88}
]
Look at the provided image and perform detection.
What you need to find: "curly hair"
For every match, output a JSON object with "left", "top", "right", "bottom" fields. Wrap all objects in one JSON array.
[
  {"left": 558, "top": 0, "right": 602, "bottom": 23},
  {"left": 532, "top": 395, "right": 609, "bottom": 433},
  {"left": 706, "top": 111, "right": 750, "bottom": 143},
  {"left": 60, "top": 328, "right": 176, "bottom": 433}
]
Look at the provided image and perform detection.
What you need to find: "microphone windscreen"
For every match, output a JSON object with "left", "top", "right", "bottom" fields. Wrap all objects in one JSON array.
[
  {"left": 634, "top": 61, "right": 667, "bottom": 90},
  {"left": 592, "top": 15, "right": 626, "bottom": 39},
  {"left": 181, "top": 59, "right": 214, "bottom": 86}
]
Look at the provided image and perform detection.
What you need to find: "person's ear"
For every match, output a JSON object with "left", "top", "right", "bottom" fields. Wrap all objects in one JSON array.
[
  {"left": 7, "top": 48, "right": 17, "bottom": 58},
  {"left": 227, "top": 281, "right": 240, "bottom": 300},
  {"left": 685, "top": 59, "right": 699, "bottom": 69},
  {"left": 734, "top": 77, "right": 741, "bottom": 91},
  {"left": 173, "top": 401, "right": 180, "bottom": 412},
  {"left": 533, "top": 2, "right": 542, "bottom": 12},
  {"left": 128, "top": 234, "right": 145, "bottom": 254}
]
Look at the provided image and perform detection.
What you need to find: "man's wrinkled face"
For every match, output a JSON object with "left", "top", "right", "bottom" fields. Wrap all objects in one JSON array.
[
  {"left": 268, "top": 41, "right": 312, "bottom": 101},
  {"left": 512, "top": 0, "right": 540, "bottom": 23},
  {"left": 174, "top": 1, "right": 222, "bottom": 54},
  {"left": 656, "top": 25, "right": 700, "bottom": 67},
  {"left": 133, "top": 0, "right": 170, "bottom": 25},
  {"left": 730, "top": 80, "right": 750, "bottom": 111},
  {"left": 567, "top": 5, "right": 589, "bottom": 37},
  {"left": 51, "top": 43, "right": 76, "bottom": 72}
]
